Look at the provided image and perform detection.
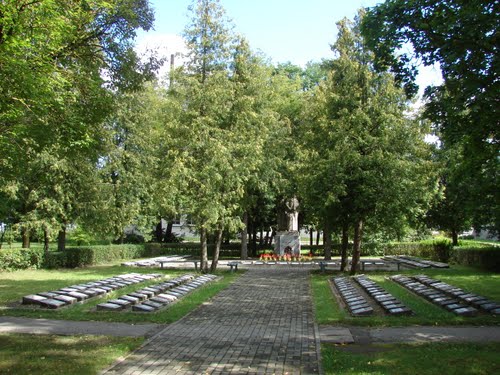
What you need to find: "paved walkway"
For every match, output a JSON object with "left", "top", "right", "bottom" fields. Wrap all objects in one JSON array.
[
  {"left": 0, "top": 316, "right": 162, "bottom": 338},
  {"left": 104, "top": 268, "right": 320, "bottom": 375}
]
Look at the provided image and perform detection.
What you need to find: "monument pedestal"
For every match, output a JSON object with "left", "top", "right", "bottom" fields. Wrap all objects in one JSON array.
[{"left": 274, "top": 231, "right": 301, "bottom": 256}]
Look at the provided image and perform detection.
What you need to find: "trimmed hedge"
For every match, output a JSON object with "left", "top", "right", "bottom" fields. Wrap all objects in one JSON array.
[
  {"left": 144, "top": 243, "right": 241, "bottom": 258},
  {"left": 0, "top": 247, "right": 45, "bottom": 271},
  {"left": 60, "top": 244, "right": 147, "bottom": 268},
  {"left": 451, "top": 246, "right": 500, "bottom": 272}
]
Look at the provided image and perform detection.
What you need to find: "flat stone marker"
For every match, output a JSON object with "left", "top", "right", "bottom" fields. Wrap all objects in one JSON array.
[
  {"left": 351, "top": 307, "right": 373, "bottom": 316},
  {"left": 142, "top": 300, "right": 162, "bottom": 309},
  {"left": 96, "top": 303, "right": 123, "bottom": 311},
  {"left": 39, "top": 299, "right": 67, "bottom": 309},
  {"left": 150, "top": 296, "right": 171, "bottom": 304},
  {"left": 63, "top": 291, "right": 89, "bottom": 301},
  {"left": 118, "top": 295, "right": 140, "bottom": 304},
  {"left": 136, "top": 290, "right": 154, "bottom": 298},
  {"left": 128, "top": 292, "right": 147, "bottom": 301},
  {"left": 132, "top": 304, "right": 155, "bottom": 312},
  {"left": 109, "top": 299, "right": 132, "bottom": 308},
  {"left": 157, "top": 293, "right": 177, "bottom": 301},
  {"left": 22, "top": 295, "right": 47, "bottom": 305},
  {"left": 53, "top": 295, "right": 77, "bottom": 305},
  {"left": 453, "top": 307, "right": 478, "bottom": 316}
]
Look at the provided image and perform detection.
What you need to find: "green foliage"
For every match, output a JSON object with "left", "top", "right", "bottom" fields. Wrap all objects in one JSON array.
[
  {"left": 0, "top": 248, "right": 44, "bottom": 271},
  {"left": 62, "top": 245, "right": 146, "bottom": 268},
  {"left": 362, "top": 0, "right": 499, "bottom": 234},
  {"left": 451, "top": 246, "right": 500, "bottom": 272},
  {"left": 144, "top": 242, "right": 241, "bottom": 258}
]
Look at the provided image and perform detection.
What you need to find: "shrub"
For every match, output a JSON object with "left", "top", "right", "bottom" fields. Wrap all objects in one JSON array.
[
  {"left": 451, "top": 246, "right": 500, "bottom": 272},
  {"left": 61, "top": 244, "right": 147, "bottom": 268},
  {"left": 0, "top": 248, "right": 44, "bottom": 271}
]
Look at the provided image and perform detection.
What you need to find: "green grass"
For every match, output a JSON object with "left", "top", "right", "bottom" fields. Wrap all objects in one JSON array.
[
  {"left": 0, "top": 265, "right": 242, "bottom": 324},
  {"left": 322, "top": 342, "right": 500, "bottom": 375},
  {"left": 0, "top": 333, "right": 142, "bottom": 374},
  {"left": 312, "top": 266, "right": 500, "bottom": 326}
]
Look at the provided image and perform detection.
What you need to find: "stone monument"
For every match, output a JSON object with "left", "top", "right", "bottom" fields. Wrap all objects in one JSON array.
[{"left": 274, "top": 197, "right": 301, "bottom": 256}]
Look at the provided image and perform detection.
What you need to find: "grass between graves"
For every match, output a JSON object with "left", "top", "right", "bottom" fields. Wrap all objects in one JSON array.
[
  {"left": 322, "top": 342, "right": 500, "bottom": 375},
  {"left": 0, "top": 265, "right": 242, "bottom": 324},
  {"left": 0, "top": 333, "right": 142, "bottom": 375},
  {"left": 311, "top": 265, "right": 500, "bottom": 326}
]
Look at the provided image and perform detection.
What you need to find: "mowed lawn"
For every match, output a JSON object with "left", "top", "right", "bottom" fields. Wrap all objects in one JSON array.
[
  {"left": 312, "top": 265, "right": 500, "bottom": 326},
  {"left": 0, "top": 333, "right": 143, "bottom": 375},
  {"left": 0, "top": 265, "right": 241, "bottom": 324},
  {"left": 0, "top": 264, "right": 241, "bottom": 374},
  {"left": 322, "top": 342, "right": 500, "bottom": 375}
]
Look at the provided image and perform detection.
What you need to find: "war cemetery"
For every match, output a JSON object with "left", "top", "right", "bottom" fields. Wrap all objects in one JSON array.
[{"left": 0, "top": 0, "right": 498, "bottom": 374}]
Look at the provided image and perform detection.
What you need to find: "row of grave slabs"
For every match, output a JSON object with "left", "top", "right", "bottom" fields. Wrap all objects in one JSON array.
[
  {"left": 331, "top": 274, "right": 500, "bottom": 318},
  {"left": 20, "top": 272, "right": 218, "bottom": 313}
]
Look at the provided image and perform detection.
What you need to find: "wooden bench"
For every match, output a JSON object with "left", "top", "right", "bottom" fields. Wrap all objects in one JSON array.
[{"left": 227, "top": 261, "right": 240, "bottom": 272}]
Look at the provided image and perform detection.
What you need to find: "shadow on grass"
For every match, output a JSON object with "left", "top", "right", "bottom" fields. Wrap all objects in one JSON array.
[
  {"left": 322, "top": 342, "right": 500, "bottom": 375},
  {"left": 0, "top": 333, "right": 142, "bottom": 375}
]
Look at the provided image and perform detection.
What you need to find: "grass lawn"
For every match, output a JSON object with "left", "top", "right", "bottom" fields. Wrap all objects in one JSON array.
[
  {"left": 0, "top": 265, "right": 242, "bottom": 324},
  {"left": 0, "top": 333, "right": 142, "bottom": 374},
  {"left": 322, "top": 342, "right": 500, "bottom": 375},
  {"left": 312, "top": 266, "right": 500, "bottom": 326}
]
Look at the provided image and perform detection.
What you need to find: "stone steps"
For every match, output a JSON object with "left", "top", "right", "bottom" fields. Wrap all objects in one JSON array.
[
  {"left": 22, "top": 273, "right": 163, "bottom": 309},
  {"left": 96, "top": 274, "right": 218, "bottom": 313},
  {"left": 333, "top": 277, "right": 374, "bottom": 316},
  {"left": 353, "top": 275, "right": 413, "bottom": 316}
]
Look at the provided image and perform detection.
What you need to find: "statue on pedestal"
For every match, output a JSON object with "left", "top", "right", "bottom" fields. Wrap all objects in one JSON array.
[{"left": 275, "top": 197, "right": 301, "bottom": 256}]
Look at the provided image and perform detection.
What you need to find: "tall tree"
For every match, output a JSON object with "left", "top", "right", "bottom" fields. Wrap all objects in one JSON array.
[
  {"left": 362, "top": 0, "right": 499, "bottom": 233},
  {"left": 299, "top": 12, "right": 435, "bottom": 273},
  {"left": 0, "top": 0, "right": 158, "bottom": 247}
]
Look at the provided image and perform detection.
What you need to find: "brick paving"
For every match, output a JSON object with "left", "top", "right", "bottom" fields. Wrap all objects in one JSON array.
[{"left": 104, "top": 268, "right": 320, "bottom": 374}]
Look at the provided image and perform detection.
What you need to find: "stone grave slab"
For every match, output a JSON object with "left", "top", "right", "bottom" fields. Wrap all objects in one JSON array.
[
  {"left": 53, "top": 295, "right": 77, "bottom": 304},
  {"left": 118, "top": 295, "right": 140, "bottom": 304},
  {"left": 97, "top": 303, "right": 123, "bottom": 311},
  {"left": 39, "top": 299, "right": 67, "bottom": 309},
  {"left": 22, "top": 295, "right": 48, "bottom": 305},
  {"left": 142, "top": 300, "right": 162, "bottom": 309},
  {"left": 132, "top": 304, "right": 155, "bottom": 312}
]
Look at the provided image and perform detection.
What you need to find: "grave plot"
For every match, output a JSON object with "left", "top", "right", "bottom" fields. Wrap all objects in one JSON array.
[
  {"left": 390, "top": 275, "right": 478, "bottom": 316},
  {"left": 96, "top": 274, "right": 218, "bottom": 313},
  {"left": 332, "top": 277, "right": 373, "bottom": 316},
  {"left": 383, "top": 256, "right": 449, "bottom": 269},
  {"left": 22, "top": 273, "right": 163, "bottom": 309},
  {"left": 413, "top": 275, "right": 500, "bottom": 314},
  {"left": 353, "top": 275, "right": 413, "bottom": 316}
]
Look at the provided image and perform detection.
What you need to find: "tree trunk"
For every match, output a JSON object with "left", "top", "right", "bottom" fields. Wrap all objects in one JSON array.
[
  {"left": 451, "top": 229, "right": 458, "bottom": 246},
  {"left": 200, "top": 227, "right": 209, "bottom": 273},
  {"left": 210, "top": 228, "right": 223, "bottom": 272},
  {"left": 350, "top": 220, "right": 363, "bottom": 275},
  {"left": 340, "top": 222, "right": 349, "bottom": 271},
  {"left": 316, "top": 230, "right": 321, "bottom": 246},
  {"left": 251, "top": 224, "right": 257, "bottom": 258},
  {"left": 155, "top": 219, "right": 163, "bottom": 243},
  {"left": 21, "top": 226, "right": 30, "bottom": 248},
  {"left": 57, "top": 226, "right": 66, "bottom": 252},
  {"left": 323, "top": 224, "right": 332, "bottom": 260},
  {"left": 259, "top": 227, "right": 264, "bottom": 246},
  {"left": 241, "top": 212, "right": 248, "bottom": 260},
  {"left": 265, "top": 230, "right": 271, "bottom": 246},
  {"left": 43, "top": 227, "right": 50, "bottom": 256},
  {"left": 309, "top": 228, "right": 313, "bottom": 246},
  {"left": 165, "top": 222, "right": 173, "bottom": 242}
]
